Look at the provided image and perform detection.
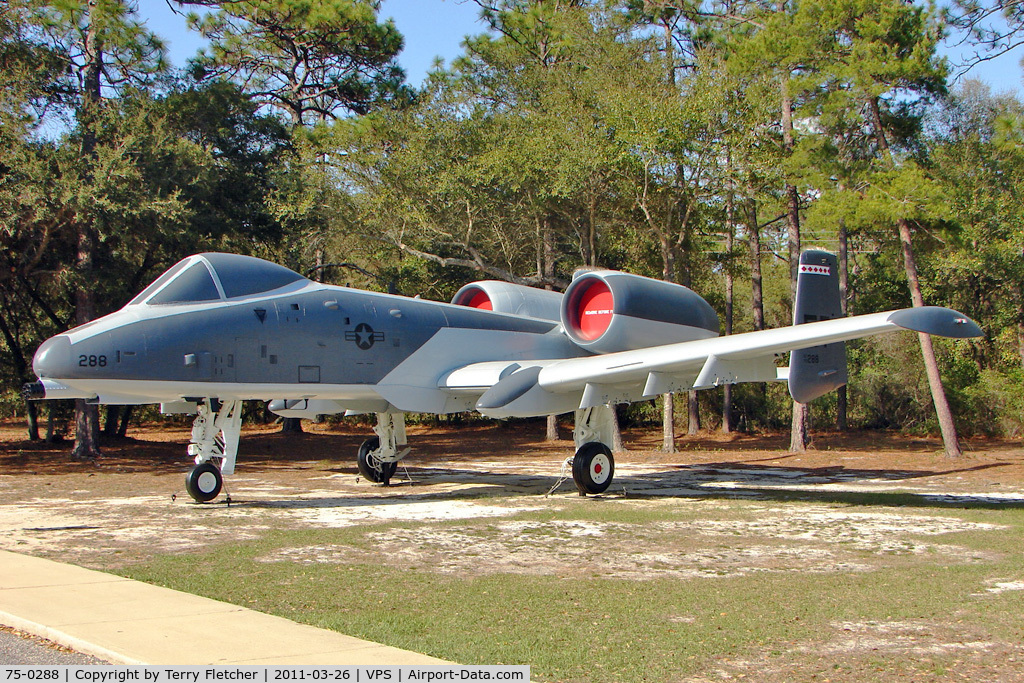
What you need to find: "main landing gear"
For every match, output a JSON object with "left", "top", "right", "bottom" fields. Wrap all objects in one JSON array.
[
  {"left": 571, "top": 405, "right": 616, "bottom": 496},
  {"left": 184, "top": 399, "right": 242, "bottom": 503},
  {"left": 357, "top": 412, "right": 410, "bottom": 487},
  {"left": 186, "top": 461, "right": 222, "bottom": 502}
]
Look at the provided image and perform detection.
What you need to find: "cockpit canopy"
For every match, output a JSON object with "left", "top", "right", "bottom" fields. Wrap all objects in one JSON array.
[{"left": 129, "top": 253, "right": 307, "bottom": 306}]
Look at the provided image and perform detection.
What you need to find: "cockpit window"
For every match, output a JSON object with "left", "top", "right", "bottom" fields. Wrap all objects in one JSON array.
[
  {"left": 128, "top": 259, "right": 191, "bottom": 305},
  {"left": 204, "top": 252, "right": 305, "bottom": 298},
  {"left": 148, "top": 262, "right": 222, "bottom": 305},
  {"left": 129, "top": 253, "right": 308, "bottom": 306}
]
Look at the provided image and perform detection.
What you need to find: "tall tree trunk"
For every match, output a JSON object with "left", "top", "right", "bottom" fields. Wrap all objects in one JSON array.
[
  {"left": 0, "top": 308, "right": 40, "bottom": 441},
  {"left": 662, "top": 395, "right": 675, "bottom": 451},
  {"left": 782, "top": 77, "right": 808, "bottom": 453},
  {"left": 541, "top": 215, "right": 560, "bottom": 442},
  {"left": 898, "top": 217, "right": 963, "bottom": 458},
  {"left": 723, "top": 176, "right": 736, "bottom": 434},
  {"left": 660, "top": 241, "right": 677, "bottom": 452},
  {"left": 72, "top": 400, "right": 100, "bottom": 460},
  {"left": 789, "top": 404, "right": 808, "bottom": 452},
  {"left": 869, "top": 97, "right": 963, "bottom": 459},
  {"left": 659, "top": 26, "right": 688, "bottom": 449},
  {"left": 687, "top": 392, "right": 700, "bottom": 436},
  {"left": 117, "top": 405, "right": 132, "bottom": 438},
  {"left": 587, "top": 196, "right": 598, "bottom": 268},
  {"left": 72, "top": 227, "right": 101, "bottom": 459},
  {"left": 662, "top": 387, "right": 676, "bottom": 450},
  {"left": 46, "top": 404, "right": 57, "bottom": 443},
  {"left": 836, "top": 221, "right": 849, "bottom": 431},
  {"left": 1018, "top": 315, "right": 1024, "bottom": 374},
  {"left": 746, "top": 188, "right": 767, "bottom": 420},
  {"left": 746, "top": 192, "right": 765, "bottom": 332},
  {"left": 103, "top": 406, "right": 120, "bottom": 437},
  {"left": 26, "top": 401, "right": 40, "bottom": 441},
  {"left": 677, "top": 255, "right": 701, "bottom": 437},
  {"left": 72, "top": 4, "right": 103, "bottom": 461},
  {"left": 313, "top": 249, "right": 324, "bottom": 282},
  {"left": 1013, "top": 286, "right": 1024, "bottom": 372},
  {"left": 546, "top": 415, "right": 559, "bottom": 441}
]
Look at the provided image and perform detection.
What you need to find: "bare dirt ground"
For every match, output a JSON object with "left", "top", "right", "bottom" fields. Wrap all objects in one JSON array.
[{"left": 2, "top": 419, "right": 1023, "bottom": 680}]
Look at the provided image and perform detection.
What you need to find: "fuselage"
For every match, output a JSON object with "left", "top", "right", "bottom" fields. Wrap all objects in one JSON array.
[
  {"left": 31, "top": 279, "right": 578, "bottom": 408},
  {"left": 28, "top": 253, "right": 726, "bottom": 415}
]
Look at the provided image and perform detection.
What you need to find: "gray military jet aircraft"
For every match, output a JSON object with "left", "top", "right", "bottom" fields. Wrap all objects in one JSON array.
[{"left": 24, "top": 250, "right": 982, "bottom": 502}]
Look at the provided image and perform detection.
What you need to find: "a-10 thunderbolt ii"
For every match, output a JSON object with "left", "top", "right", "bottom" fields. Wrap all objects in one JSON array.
[{"left": 24, "top": 249, "right": 982, "bottom": 502}]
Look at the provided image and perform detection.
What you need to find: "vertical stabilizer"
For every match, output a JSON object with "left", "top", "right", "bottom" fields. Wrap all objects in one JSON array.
[{"left": 789, "top": 250, "right": 847, "bottom": 403}]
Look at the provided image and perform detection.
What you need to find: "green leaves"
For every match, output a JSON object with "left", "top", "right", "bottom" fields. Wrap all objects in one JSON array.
[{"left": 184, "top": 0, "right": 408, "bottom": 124}]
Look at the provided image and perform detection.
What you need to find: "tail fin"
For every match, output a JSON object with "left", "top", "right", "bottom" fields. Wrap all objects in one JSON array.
[{"left": 789, "top": 250, "right": 847, "bottom": 403}]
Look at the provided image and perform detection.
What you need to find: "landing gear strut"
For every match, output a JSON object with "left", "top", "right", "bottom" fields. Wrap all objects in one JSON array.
[
  {"left": 572, "top": 405, "right": 616, "bottom": 495},
  {"left": 184, "top": 399, "right": 242, "bottom": 503},
  {"left": 357, "top": 412, "right": 409, "bottom": 486}
]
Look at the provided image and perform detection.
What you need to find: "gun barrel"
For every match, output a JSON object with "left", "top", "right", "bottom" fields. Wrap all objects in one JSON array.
[{"left": 21, "top": 381, "right": 45, "bottom": 400}]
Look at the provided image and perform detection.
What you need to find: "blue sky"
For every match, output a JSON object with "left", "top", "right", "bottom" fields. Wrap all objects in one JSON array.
[
  {"left": 139, "top": 0, "right": 1022, "bottom": 95},
  {"left": 139, "top": 0, "right": 489, "bottom": 87}
]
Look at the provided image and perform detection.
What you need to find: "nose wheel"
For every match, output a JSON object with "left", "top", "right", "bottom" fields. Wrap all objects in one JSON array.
[
  {"left": 185, "top": 461, "right": 223, "bottom": 502},
  {"left": 572, "top": 442, "right": 614, "bottom": 495}
]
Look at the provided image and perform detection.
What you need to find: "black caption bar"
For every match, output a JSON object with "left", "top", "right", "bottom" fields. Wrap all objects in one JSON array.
[{"left": 0, "top": 667, "right": 530, "bottom": 683}]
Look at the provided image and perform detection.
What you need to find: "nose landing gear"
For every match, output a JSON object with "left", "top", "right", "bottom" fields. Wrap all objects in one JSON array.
[
  {"left": 185, "top": 460, "right": 223, "bottom": 502},
  {"left": 184, "top": 399, "right": 242, "bottom": 503}
]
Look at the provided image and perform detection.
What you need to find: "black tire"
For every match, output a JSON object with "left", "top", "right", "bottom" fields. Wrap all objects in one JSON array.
[
  {"left": 572, "top": 442, "right": 614, "bottom": 495},
  {"left": 356, "top": 437, "right": 397, "bottom": 483},
  {"left": 185, "top": 461, "right": 222, "bottom": 503}
]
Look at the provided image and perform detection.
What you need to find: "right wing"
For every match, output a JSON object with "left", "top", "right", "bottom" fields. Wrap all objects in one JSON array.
[{"left": 442, "top": 307, "right": 982, "bottom": 418}]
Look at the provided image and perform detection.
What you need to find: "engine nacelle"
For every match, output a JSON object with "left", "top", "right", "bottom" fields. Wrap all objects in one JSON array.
[
  {"left": 452, "top": 281, "right": 563, "bottom": 322},
  {"left": 560, "top": 271, "right": 719, "bottom": 354}
]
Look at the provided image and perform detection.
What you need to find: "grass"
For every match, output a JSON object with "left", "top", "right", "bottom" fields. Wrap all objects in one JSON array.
[{"left": 114, "top": 496, "right": 1024, "bottom": 682}]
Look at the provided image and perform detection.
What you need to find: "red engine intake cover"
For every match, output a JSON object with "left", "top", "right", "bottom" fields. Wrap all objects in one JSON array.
[
  {"left": 453, "top": 286, "right": 493, "bottom": 310},
  {"left": 574, "top": 279, "right": 613, "bottom": 340},
  {"left": 560, "top": 270, "right": 720, "bottom": 353}
]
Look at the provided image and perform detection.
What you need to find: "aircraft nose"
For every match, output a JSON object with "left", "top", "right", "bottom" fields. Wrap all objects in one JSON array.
[{"left": 33, "top": 335, "right": 73, "bottom": 378}]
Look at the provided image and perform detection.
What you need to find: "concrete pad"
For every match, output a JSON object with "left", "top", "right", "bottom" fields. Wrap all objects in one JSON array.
[{"left": 0, "top": 551, "right": 450, "bottom": 665}]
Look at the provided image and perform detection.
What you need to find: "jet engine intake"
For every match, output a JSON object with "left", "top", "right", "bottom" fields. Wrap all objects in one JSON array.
[
  {"left": 560, "top": 271, "right": 720, "bottom": 354},
  {"left": 451, "top": 281, "right": 563, "bottom": 322}
]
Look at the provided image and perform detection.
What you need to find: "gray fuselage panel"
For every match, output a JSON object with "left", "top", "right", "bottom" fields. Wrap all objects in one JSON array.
[{"left": 49, "top": 285, "right": 560, "bottom": 390}]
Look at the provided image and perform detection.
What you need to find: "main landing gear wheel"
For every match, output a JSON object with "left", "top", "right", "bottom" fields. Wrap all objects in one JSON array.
[
  {"left": 185, "top": 461, "right": 223, "bottom": 503},
  {"left": 572, "top": 442, "right": 614, "bottom": 496},
  {"left": 357, "top": 437, "right": 397, "bottom": 486}
]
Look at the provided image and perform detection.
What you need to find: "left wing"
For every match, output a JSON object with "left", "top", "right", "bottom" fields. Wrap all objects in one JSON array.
[{"left": 443, "top": 306, "right": 982, "bottom": 418}]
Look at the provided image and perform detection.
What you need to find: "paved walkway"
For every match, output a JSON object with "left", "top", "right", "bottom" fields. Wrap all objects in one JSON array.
[{"left": 0, "top": 551, "right": 450, "bottom": 665}]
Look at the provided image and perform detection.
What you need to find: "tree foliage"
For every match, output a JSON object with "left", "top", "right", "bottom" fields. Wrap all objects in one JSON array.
[
  {"left": 3, "top": 0, "right": 1024, "bottom": 448},
  {"left": 184, "top": 0, "right": 410, "bottom": 124}
]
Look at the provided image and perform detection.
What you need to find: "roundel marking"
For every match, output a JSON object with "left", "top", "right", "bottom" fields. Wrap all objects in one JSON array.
[
  {"left": 577, "top": 279, "right": 613, "bottom": 341},
  {"left": 353, "top": 323, "right": 376, "bottom": 350}
]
